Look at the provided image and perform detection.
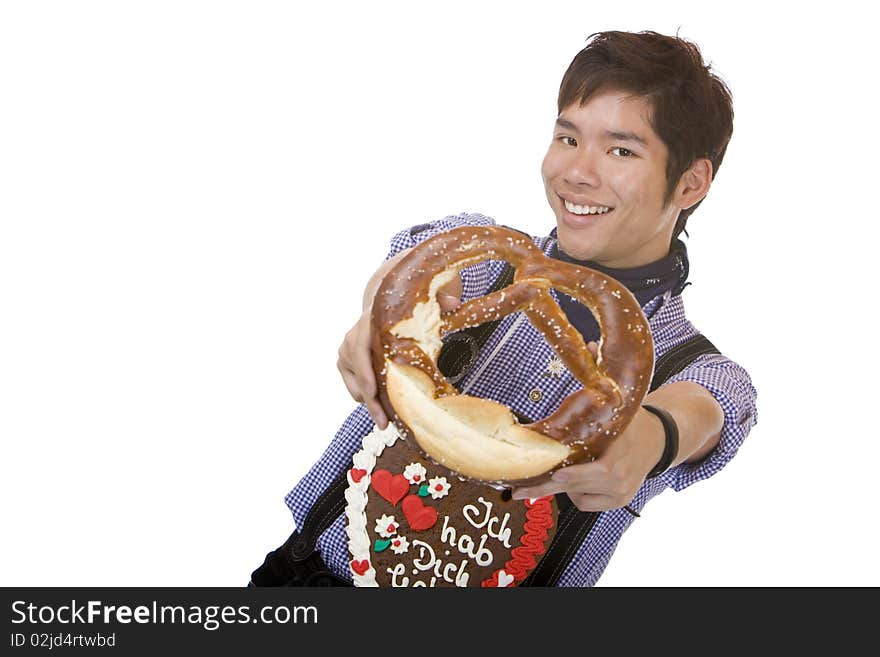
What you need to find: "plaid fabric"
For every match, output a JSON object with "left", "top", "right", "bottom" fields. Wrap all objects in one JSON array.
[{"left": 284, "top": 212, "right": 758, "bottom": 587}]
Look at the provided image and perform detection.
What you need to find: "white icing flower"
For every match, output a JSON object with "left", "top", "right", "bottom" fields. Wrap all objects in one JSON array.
[
  {"left": 427, "top": 476, "right": 451, "bottom": 499},
  {"left": 403, "top": 462, "right": 427, "bottom": 485},
  {"left": 544, "top": 355, "right": 565, "bottom": 378},
  {"left": 389, "top": 535, "right": 410, "bottom": 554},
  {"left": 374, "top": 514, "right": 399, "bottom": 538}
]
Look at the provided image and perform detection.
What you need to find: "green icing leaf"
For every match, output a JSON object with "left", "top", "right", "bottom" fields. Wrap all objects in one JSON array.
[{"left": 374, "top": 539, "right": 391, "bottom": 552}]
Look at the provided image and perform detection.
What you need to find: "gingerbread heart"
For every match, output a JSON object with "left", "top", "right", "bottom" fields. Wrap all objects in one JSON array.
[
  {"left": 345, "top": 424, "right": 558, "bottom": 587},
  {"left": 371, "top": 469, "right": 409, "bottom": 506},
  {"left": 401, "top": 494, "right": 439, "bottom": 531}
]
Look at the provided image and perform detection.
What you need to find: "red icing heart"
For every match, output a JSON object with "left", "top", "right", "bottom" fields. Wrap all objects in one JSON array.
[
  {"left": 371, "top": 469, "right": 409, "bottom": 506},
  {"left": 402, "top": 494, "right": 438, "bottom": 531},
  {"left": 350, "top": 559, "right": 369, "bottom": 576},
  {"left": 350, "top": 468, "right": 367, "bottom": 483}
]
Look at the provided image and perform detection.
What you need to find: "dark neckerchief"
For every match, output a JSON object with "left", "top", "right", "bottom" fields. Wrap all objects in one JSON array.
[{"left": 548, "top": 228, "right": 690, "bottom": 344}]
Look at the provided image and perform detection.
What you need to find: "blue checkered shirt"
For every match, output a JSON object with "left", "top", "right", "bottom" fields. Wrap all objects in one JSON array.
[{"left": 285, "top": 212, "right": 759, "bottom": 587}]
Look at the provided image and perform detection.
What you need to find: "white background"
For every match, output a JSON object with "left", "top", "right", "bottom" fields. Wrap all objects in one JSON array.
[{"left": 2, "top": 1, "right": 877, "bottom": 587}]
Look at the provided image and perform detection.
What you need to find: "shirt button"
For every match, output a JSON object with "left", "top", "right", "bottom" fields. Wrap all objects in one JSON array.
[{"left": 528, "top": 388, "right": 542, "bottom": 403}]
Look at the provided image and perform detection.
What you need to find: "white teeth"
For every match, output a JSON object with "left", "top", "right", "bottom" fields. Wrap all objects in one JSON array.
[{"left": 564, "top": 200, "right": 612, "bottom": 215}]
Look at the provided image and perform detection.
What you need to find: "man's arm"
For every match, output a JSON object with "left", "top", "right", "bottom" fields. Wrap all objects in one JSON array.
[
  {"left": 512, "top": 380, "right": 724, "bottom": 511},
  {"left": 645, "top": 380, "right": 724, "bottom": 466}
]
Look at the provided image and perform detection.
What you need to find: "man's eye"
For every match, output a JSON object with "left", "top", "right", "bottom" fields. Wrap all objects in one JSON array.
[
  {"left": 559, "top": 136, "right": 577, "bottom": 147},
  {"left": 611, "top": 147, "right": 634, "bottom": 157}
]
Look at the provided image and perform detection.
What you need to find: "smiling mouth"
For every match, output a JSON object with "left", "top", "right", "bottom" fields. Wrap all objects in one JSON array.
[{"left": 560, "top": 196, "right": 615, "bottom": 217}]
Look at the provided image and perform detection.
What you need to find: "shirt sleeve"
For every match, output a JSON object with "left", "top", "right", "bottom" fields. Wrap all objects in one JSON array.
[
  {"left": 385, "top": 211, "right": 503, "bottom": 302},
  {"left": 284, "top": 404, "right": 376, "bottom": 531},
  {"left": 657, "top": 352, "right": 759, "bottom": 492}
]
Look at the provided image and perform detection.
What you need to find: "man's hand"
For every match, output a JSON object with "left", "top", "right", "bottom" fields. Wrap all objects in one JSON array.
[
  {"left": 337, "top": 250, "right": 463, "bottom": 428},
  {"left": 512, "top": 348, "right": 724, "bottom": 512},
  {"left": 511, "top": 341, "right": 666, "bottom": 511},
  {"left": 511, "top": 405, "right": 665, "bottom": 511}
]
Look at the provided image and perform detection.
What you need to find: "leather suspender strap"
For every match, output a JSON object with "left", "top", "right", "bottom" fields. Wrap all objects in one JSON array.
[
  {"left": 520, "top": 333, "right": 720, "bottom": 587},
  {"left": 649, "top": 334, "right": 719, "bottom": 392}
]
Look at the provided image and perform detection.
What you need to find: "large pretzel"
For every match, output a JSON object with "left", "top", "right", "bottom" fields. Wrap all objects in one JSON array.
[{"left": 370, "top": 226, "right": 654, "bottom": 486}]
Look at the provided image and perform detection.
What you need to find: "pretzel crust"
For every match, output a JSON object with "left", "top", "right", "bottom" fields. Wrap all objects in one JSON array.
[{"left": 370, "top": 226, "right": 654, "bottom": 486}]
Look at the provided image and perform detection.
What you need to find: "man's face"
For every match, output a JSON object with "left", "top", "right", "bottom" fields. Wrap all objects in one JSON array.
[{"left": 541, "top": 89, "right": 681, "bottom": 268}]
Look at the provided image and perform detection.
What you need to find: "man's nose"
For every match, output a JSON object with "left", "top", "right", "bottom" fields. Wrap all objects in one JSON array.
[{"left": 563, "top": 146, "right": 602, "bottom": 187}]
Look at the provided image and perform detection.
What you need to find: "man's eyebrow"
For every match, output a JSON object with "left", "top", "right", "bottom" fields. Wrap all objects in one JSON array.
[
  {"left": 555, "top": 118, "right": 649, "bottom": 147},
  {"left": 555, "top": 117, "right": 580, "bottom": 132},
  {"left": 604, "top": 129, "right": 649, "bottom": 147}
]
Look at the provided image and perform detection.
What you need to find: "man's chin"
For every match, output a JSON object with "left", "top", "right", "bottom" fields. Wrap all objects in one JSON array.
[{"left": 555, "top": 224, "right": 600, "bottom": 262}]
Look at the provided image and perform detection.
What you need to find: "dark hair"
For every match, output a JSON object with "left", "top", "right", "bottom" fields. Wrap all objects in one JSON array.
[{"left": 558, "top": 30, "right": 734, "bottom": 239}]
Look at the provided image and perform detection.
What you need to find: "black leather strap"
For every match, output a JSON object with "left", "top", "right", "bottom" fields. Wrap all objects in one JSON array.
[
  {"left": 518, "top": 492, "right": 601, "bottom": 587},
  {"left": 641, "top": 404, "right": 679, "bottom": 479},
  {"left": 650, "top": 335, "right": 719, "bottom": 392}
]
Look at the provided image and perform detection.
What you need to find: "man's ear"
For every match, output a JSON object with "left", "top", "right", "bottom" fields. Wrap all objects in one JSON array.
[{"left": 676, "top": 158, "right": 713, "bottom": 210}]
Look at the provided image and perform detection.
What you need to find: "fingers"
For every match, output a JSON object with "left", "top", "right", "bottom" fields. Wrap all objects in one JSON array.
[
  {"left": 437, "top": 294, "right": 461, "bottom": 312},
  {"left": 566, "top": 493, "right": 625, "bottom": 513},
  {"left": 547, "top": 462, "right": 608, "bottom": 487},
  {"left": 512, "top": 484, "right": 627, "bottom": 512},
  {"left": 512, "top": 459, "right": 637, "bottom": 510},
  {"left": 337, "top": 313, "right": 387, "bottom": 428},
  {"left": 437, "top": 273, "right": 463, "bottom": 312},
  {"left": 512, "top": 483, "right": 631, "bottom": 513},
  {"left": 338, "top": 356, "right": 388, "bottom": 428},
  {"left": 364, "top": 398, "right": 388, "bottom": 429},
  {"left": 511, "top": 481, "right": 567, "bottom": 500},
  {"left": 437, "top": 273, "right": 463, "bottom": 300},
  {"left": 337, "top": 363, "right": 361, "bottom": 401}
]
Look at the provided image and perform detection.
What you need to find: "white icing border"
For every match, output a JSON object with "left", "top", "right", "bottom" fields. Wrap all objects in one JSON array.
[{"left": 344, "top": 422, "right": 402, "bottom": 587}]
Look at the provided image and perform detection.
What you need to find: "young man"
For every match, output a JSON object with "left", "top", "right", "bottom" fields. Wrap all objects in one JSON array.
[{"left": 254, "top": 30, "right": 757, "bottom": 587}]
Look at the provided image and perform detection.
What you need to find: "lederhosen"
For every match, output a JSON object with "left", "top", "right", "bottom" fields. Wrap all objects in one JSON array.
[{"left": 249, "top": 263, "right": 720, "bottom": 587}]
